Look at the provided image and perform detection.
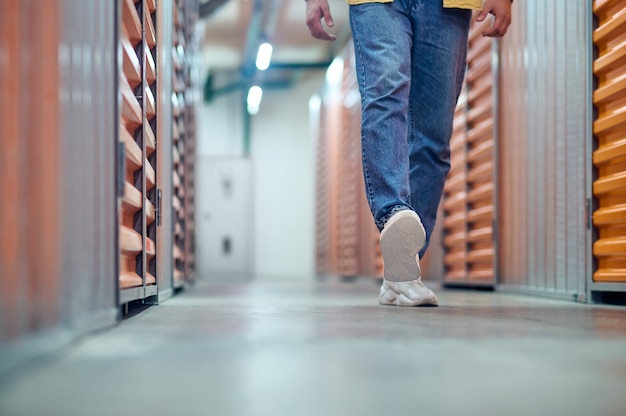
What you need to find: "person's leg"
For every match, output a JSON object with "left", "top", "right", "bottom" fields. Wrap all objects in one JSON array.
[
  {"left": 350, "top": 1, "right": 437, "bottom": 306},
  {"left": 349, "top": 0, "right": 413, "bottom": 231},
  {"left": 407, "top": 1, "right": 471, "bottom": 257}
]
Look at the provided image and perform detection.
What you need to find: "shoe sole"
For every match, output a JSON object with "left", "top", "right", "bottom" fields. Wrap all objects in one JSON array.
[
  {"left": 379, "top": 288, "right": 438, "bottom": 307},
  {"left": 379, "top": 210, "right": 426, "bottom": 282}
]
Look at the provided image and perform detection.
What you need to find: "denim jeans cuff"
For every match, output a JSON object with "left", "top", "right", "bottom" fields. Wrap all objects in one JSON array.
[{"left": 377, "top": 205, "right": 412, "bottom": 231}]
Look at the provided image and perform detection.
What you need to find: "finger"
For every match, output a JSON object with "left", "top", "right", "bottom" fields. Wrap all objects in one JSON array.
[
  {"left": 317, "top": 31, "right": 337, "bottom": 41},
  {"left": 482, "top": 27, "right": 499, "bottom": 37},
  {"left": 308, "top": 21, "right": 335, "bottom": 41},
  {"left": 491, "top": 16, "right": 510, "bottom": 37},
  {"left": 307, "top": 22, "right": 335, "bottom": 41},
  {"left": 497, "top": 16, "right": 511, "bottom": 36},
  {"left": 306, "top": 15, "right": 324, "bottom": 39},
  {"left": 475, "top": 9, "right": 489, "bottom": 22},
  {"left": 482, "top": 13, "right": 510, "bottom": 37},
  {"left": 320, "top": 3, "right": 335, "bottom": 27},
  {"left": 306, "top": 13, "right": 336, "bottom": 40}
]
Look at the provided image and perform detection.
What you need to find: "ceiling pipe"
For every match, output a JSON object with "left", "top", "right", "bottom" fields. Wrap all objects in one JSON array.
[
  {"left": 241, "top": 0, "right": 264, "bottom": 156},
  {"left": 266, "top": 61, "right": 333, "bottom": 70},
  {"left": 198, "top": 0, "right": 231, "bottom": 18},
  {"left": 241, "top": 0, "right": 264, "bottom": 79}
]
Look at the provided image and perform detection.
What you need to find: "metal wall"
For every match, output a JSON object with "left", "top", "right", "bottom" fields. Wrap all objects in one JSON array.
[
  {"left": 1, "top": 0, "right": 63, "bottom": 343},
  {"left": 498, "top": 0, "right": 592, "bottom": 299},
  {"left": 59, "top": 0, "right": 119, "bottom": 329},
  {"left": 157, "top": 0, "right": 175, "bottom": 298}
]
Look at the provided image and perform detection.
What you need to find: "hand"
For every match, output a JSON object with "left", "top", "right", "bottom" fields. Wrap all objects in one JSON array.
[
  {"left": 306, "top": 0, "right": 336, "bottom": 41},
  {"left": 475, "top": 0, "right": 512, "bottom": 38}
]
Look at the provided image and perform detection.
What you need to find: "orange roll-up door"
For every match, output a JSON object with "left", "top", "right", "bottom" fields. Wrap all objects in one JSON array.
[
  {"left": 119, "top": 0, "right": 159, "bottom": 304},
  {"left": 171, "top": 0, "right": 197, "bottom": 286},
  {"left": 443, "top": 17, "right": 497, "bottom": 286},
  {"left": 144, "top": 0, "right": 158, "bottom": 288},
  {"left": 342, "top": 46, "right": 383, "bottom": 279},
  {"left": 314, "top": 46, "right": 384, "bottom": 279},
  {"left": 119, "top": 0, "right": 144, "bottom": 292},
  {"left": 315, "top": 100, "right": 331, "bottom": 275},
  {"left": 443, "top": 90, "right": 469, "bottom": 282},
  {"left": 337, "top": 52, "right": 360, "bottom": 277},
  {"left": 592, "top": 0, "right": 626, "bottom": 283},
  {"left": 172, "top": 0, "right": 186, "bottom": 287}
]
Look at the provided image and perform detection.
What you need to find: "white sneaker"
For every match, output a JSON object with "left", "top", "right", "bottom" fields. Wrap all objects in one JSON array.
[
  {"left": 379, "top": 278, "right": 439, "bottom": 306},
  {"left": 379, "top": 209, "right": 426, "bottom": 282}
]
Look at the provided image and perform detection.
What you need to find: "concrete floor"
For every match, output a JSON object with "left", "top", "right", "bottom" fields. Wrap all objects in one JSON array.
[{"left": 1, "top": 278, "right": 626, "bottom": 416}]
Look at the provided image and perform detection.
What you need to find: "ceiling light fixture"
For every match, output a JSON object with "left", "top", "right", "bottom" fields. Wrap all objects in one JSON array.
[
  {"left": 247, "top": 85, "right": 263, "bottom": 115},
  {"left": 255, "top": 42, "right": 273, "bottom": 71}
]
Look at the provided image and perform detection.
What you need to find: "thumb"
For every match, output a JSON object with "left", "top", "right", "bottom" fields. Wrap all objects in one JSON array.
[{"left": 475, "top": 9, "right": 489, "bottom": 22}]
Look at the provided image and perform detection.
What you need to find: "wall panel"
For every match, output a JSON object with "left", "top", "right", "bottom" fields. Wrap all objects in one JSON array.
[
  {"left": 0, "top": 0, "right": 63, "bottom": 341},
  {"left": 59, "top": 0, "right": 118, "bottom": 325},
  {"left": 157, "top": 0, "right": 175, "bottom": 298},
  {"left": 498, "top": 0, "right": 591, "bottom": 299}
]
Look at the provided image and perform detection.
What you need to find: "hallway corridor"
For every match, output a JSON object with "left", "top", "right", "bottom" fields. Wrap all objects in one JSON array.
[{"left": 1, "top": 279, "right": 625, "bottom": 416}]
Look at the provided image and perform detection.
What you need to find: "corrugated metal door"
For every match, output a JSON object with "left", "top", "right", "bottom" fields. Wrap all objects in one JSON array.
[
  {"left": 171, "top": 0, "right": 198, "bottom": 287},
  {"left": 60, "top": 1, "right": 119, "bottom": 325},
  {"left": 314, "top": 95, "right": 331, "bottom": 275},
  {"left": 592, "top": 0, "right": 626, "bottom": 287},
  {"left": 443, "top": 90, "right": 469, "bottom": 282},
  {"left": 443, "top": 17, "right": 496, "bottom": 287},
  {"left": 498, "top": 0, "right": 591, "bottom": 299},
  {"left": 337, "top": 56, "right": 359, "bottom": 277},
  {"left": 343, "top": 47, "right": 383, "bottom": 279},
  {"left": 315, "top": 49, "right": 383, "bottom": 279},
  {"left": 119, "top": 0, "right": 159, "bottom": 304},
  {"left": 315, "top": 88, "right": 341, "bottom": 276}
]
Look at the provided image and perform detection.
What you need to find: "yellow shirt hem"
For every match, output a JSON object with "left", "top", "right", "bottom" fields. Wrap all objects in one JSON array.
[{"left": 346, "top": 0, "right": 483, "bottom": 10}]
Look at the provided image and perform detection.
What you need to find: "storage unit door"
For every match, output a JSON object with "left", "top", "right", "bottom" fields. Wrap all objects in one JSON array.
[
  {"left": 443, "top": 90, "right": 470, "bottom": 283},
  {"left": 314, "top": 46, "right": 384, "bottom": 279},
  {"left": 592, "top": 0, "right": 626, "bottom": 286},
  {"left": 119, "top": 0, "right": 159, "bottom": 304},
  {"left": 443, "top": 17, "right": 497, "bottom": 287},
  {"left": 171, "top": 0, "right": 198, "bottom": 287},
  {"left": 498, "top": 0, "right": 591, "bottom": 299},
  {"left": 337, "top": 54, "right": 359, "bottom": 277},
  {"left": 314, "top": 96, "right": 331, "bottom": 275}
]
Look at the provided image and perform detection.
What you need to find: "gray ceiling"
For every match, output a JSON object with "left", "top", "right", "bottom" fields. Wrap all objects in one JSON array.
[{"left": 197, "top": 0, "right": 351, "bottom": 97}]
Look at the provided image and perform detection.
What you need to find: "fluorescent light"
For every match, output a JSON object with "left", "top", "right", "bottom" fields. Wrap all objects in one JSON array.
[
  {"left": 247, "top": 85, "right": 263, "bottom": 115},
  {"left": 255, "top": 42, "right": 273, "bottom": 71},
  {"left": 325, "top": 56, "right": 344, "bottom": 88},
  {"left": 309, "top": 94, "right": 321, "bottom": 113}
]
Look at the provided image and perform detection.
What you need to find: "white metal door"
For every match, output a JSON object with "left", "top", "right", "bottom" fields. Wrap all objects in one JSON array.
[{"left": 196, "top": 157, "right": 254, "bottom": 277}]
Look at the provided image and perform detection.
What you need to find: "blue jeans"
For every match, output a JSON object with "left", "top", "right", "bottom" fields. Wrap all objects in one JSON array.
[{"left": 350, "top": 0, "right": 471, "bottom": 256}]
